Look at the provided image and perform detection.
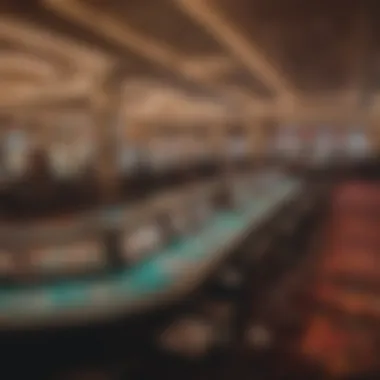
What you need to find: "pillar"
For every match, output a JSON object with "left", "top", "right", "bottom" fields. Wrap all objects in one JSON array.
[
  {"left": 246, "top": 117, "right": 266, "bottom": 162},
  {"left": 91, "top": 69, "right": 124, "bottom": 204}
]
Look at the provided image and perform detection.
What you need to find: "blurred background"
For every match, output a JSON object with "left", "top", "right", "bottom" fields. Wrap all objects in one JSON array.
[{"left": 0, "top": 0, "right": 378, "bottom": 379}]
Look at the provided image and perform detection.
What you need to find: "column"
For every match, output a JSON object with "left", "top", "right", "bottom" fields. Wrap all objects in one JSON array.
[
  {"left": 91, "top": 70, "right": 124, "bottom": 204},
  {"left": 246, "top": 117, "right": 264, "bottom": 162},
  {"left": 252, "top": 118, "right": 272, "bottom": 165}
]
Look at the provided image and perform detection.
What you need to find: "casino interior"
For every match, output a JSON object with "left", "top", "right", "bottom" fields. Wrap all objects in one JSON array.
[{"left": 0, "top": 0, "right": 379, "bottom": 379}]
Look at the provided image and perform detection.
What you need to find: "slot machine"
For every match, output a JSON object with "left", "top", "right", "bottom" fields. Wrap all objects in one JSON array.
[
  {"left": 273, "top": 123, "right": 293, "bottom": 164},
  {"left": 271, "top": 124, "right": 282, "bottom": 162},
  {"left": 118, "top": 142, "right": 140, "bottom": 177},
  {"left": 49, "top": 143, "right": 75, "bottom": 180},
  {"left": 278, "top": 124, "right": 302, "bottom": 172},
  {"left": 47, "top": 118, "right": 98, "bottom": 213},
  {"left": 226, "top": 125, "right": 249, "bottom": 171},
  {"left": 178, "top": 130, "right": 199, "bottom": 183},
  {"left": 347, "top": 127, "right": 370, "bottom": 162},
  {"left": 119, "top": 140, "right": 150, "bottom": 201},
  {"left": 2, "top": 124, "right": 60, "bottom": 217},
  {"left": 147, "top": 131, "right": 178, "bottom": 190},
  {"left": 185, "top": 126, "right": 215, "bottom": 181},
  {"left": 340, "top": 127, "right": 351, "bottom": 164},
  {"left": 290, "top": 124, "right": 303, "bottom": 164},
  {"left": 218, "top": 126, "right": 251, "bottom": 210},
  {"left": 172, "top": 131, "right": 196, "bottom": 184},
  {"left": 331, "top": 126, "right": 348, "bottom": 164},
  {"left": 48, "top": 118, "right": 91, "bottom": 180},
  {"left": 197, "top": 127, "right": 215, "bottom": 175},
  {"left": 299, "top": 125, "right": 317, "bottom": 169},
  {"left": 314, "top": 125, "right": 333, "bottom": 167},
  {"left": 3, "top": 126, "right": 32, "bottom": 180},
  {"left": 261, "top": 121, "right": 278, "bottom": 165}
]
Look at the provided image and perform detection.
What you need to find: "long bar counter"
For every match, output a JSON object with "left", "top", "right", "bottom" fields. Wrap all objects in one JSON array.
[{"left": 0, "top": 173, "right": 303, "bottom": 329}]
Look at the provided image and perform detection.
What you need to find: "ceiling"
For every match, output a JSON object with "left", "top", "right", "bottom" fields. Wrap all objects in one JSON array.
[{"left": 0, "top": 0, "right": 379, "bottom": 123}]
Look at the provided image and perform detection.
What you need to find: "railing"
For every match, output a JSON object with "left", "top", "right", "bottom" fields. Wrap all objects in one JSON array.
[{"left": 0, "top": 172, "right": 303, "bottom": 329}]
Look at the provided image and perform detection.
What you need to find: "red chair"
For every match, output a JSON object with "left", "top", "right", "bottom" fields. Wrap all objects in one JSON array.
[
  {"left": 301, "top": 314, "right": 377, "bottom": 377},
  {"left": 331, "top": 182, "right": 379, "bottom": 218},
  {"left": 321, "top": 248, "right": 378, "bottom": 280},
  {"left": 314, "top": 283, "right": 380, "bottom": 320},
  {"left": 300, "top": 315, "right": 351, "bottom": 376}
]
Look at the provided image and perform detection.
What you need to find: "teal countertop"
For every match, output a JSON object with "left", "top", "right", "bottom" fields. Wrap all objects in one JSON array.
[{"left": 0, "top": 179, "right": 301, "bottom": 328}]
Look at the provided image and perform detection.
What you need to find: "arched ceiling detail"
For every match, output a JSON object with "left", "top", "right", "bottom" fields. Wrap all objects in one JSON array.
[
  {"left": 44, "top": 0, "right": 276, "bottom": 100},
  {"left": 0, "top": 16, "right": 114, "bottom": 108},
  {"left": 0, "top": 0, "right": 379, "bottom": 123},
  {"left": 122, "top": 80, "right": 228, "bottom": 122}
]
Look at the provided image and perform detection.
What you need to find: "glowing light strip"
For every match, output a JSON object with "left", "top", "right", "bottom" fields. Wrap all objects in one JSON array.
[
  {"left": 0, "top": 53, "right": 58, "bottom": 81},
  {"left": 174, "top": 0, "right": 295, "bottom": 99},
  {"left": 0, "top": 17, "right": 113, "bottom": 106},
  {"left": 45, "top": 0, "right": 255, "bottom": 101}
]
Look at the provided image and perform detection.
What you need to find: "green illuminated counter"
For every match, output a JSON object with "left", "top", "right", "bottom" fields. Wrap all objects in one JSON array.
[{"left": 0, "top": 179, "right": 302, "bottom": 329}]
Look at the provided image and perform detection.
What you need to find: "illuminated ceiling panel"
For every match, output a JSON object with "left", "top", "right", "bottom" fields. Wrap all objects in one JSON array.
[
  {"left": 122, "top": 80, "right": 228, "bottom": 122},
  {"left": 0, "top": 16, "right": 113, "bottom": 107},
  {"left": 45, "top": 0, "right": 275, "bottom": 99}
]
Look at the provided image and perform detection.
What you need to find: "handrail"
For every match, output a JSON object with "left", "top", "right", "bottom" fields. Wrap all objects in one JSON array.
[{"left": 0, "top": 177, "right": 302, "bottom": 330}]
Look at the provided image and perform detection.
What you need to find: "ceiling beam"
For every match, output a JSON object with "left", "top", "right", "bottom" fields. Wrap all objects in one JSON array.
[
  {"left": 0, "top": 17, "right": 114, "bottom": 107},
  {"left": 45, "top": 0, "right": 182, "bottom": 70},
  {"left": 0, "top": 17, "right": 112, "bottom": 73},
  {"left": 0, "top": 76, "right": 91, "bottom": 109},
  {"left": 44, "top": 0, "right": 258, "bottom": 103},
  {"left": 173, "top": 0, "right": 296, "bottom": 100}
]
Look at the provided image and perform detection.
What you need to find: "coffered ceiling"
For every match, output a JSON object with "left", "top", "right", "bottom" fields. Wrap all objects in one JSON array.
[
  {"left": 0, "top": 0, "right": 379, "bottom": 122},
  {"left": 0, "top": 12, "right": 114, "bottom": 108}
]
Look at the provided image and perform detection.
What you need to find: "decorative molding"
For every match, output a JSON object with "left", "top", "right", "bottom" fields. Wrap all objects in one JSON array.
[
  {"left": 0, "top": 17, "right": 114, "bottom": 108},
  {"left": 44, "top": 0, "right": 261, "bottom": 101},
  {"left": 174, "top": 0, "right": 296, "bottom": 99}
]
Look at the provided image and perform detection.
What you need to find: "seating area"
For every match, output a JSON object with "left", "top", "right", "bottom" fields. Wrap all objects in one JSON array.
[
  {"left": 0, "top": 171, "right": 308, "bottom": 329},
  {"left": 299, "top": 180, "right": 380, "bottom": 378}
]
